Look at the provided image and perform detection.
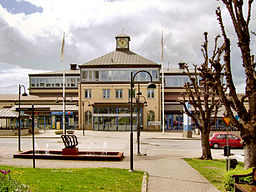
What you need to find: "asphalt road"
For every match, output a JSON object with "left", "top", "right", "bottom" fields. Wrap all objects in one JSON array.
[{"left": 0, "top": 137, "right": 243, "bottom": 160}]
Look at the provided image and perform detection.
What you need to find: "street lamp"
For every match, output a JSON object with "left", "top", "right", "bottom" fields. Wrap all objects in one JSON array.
[
  {"left": 130, "top": 70, "right": 156, "bottom": 172},
  {"left": 18, "top": 84, "right": 27, "bottom": 152},
  {"left": 136, "top": 94, "right": 147, "bottom": 155},
  {"left": 82, "top": 100, "right": 91, "bottom": 136}
]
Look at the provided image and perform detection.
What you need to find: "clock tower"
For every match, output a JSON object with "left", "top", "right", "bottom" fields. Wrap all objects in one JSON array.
[{"left": 115, "top": 34, "right": 130, "bottom": 50}]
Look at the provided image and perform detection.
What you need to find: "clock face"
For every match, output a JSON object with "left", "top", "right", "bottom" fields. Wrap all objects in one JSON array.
[{"left": 117, "top": 38, "right": 128, "bottom": 48}]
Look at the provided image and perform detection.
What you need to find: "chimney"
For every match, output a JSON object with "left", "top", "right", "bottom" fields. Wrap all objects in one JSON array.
[
  {"left": 178, "top": 62, "right": 185, "bottom": 69},
  {"left": 70, "top": 63, "right": 77, "bottom": 70}
]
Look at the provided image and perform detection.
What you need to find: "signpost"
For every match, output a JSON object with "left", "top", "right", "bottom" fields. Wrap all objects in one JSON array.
[{"left": 223, "top": 116, "right": 231, "bottom": 171}]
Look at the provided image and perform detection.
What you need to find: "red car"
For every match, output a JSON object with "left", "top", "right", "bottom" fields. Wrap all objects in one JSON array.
[{"left": 209, "top": 132, "right": 243, "bottom": 149}]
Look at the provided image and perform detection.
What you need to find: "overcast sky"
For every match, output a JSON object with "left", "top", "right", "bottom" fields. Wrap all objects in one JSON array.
[{"left": 0, "top": 0, "right": 255, "bottom": 94}]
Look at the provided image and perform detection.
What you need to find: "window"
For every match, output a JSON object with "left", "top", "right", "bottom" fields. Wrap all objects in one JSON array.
[
  {"left": 40, "top": 79, "right": 45, "bottom": 87},
  {"left": 140, "top": 72, "right": 147, "bottom": 80},
  {"left": 31, "top": 78, "right": 36, "bottom": 87},
  {"left": 46, "top": 79, "right": 51, "bottom": 87},
  {"left": 71, "top": 78, "right": 76, "bottom": 87},
  {"left": 94, "top": 71, "right": 99, "bottom": 81},
  {"left": 165, "top": 76, "right": 191, "bottom": 87},
  {"left": 115, "top": 89, "right": 123, "bottom": 98},
  {"left": 147, "top": 89, "right": 155, "bottom": 98},
  {"left": 55, "top": 78, "right": 61, "bottom": 87},
  {"left": 82, "top": 71, "right": 87, "bottom": 80},
  {"left": 103, "top": 89, "right": 110, "bottom": 99},
  {"left": 152, "top": 70, "right": 158, "bottom": 79},
  {"left": 85, "top": 89, "right": 92, "bottom": 98},
  {"left": 216, "top": 134, "right": 226, "bottom": 139},
  {"left": 147, "top": 111, "right": 155, "bottom": 122},
  {"left": 84, "top": 111, "right": 92, "bottom": 125},
  {"left": 101, "top": 71, "right": 107, "bottom": 80},
  {"left": 128, "top": 89, "right": 136, "bottom": 99},
  {"left": 81, "top": 68, "right": 159, "bottom": 82},
  {"left": 228, "top": 134, "right": 238, "bottom": 140},
  {"left": 113, "top": 71, "right": 119, "bottom": 80}
]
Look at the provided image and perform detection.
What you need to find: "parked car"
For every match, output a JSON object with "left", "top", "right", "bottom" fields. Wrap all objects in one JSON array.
[{"left": 209, "top": 132, "right": 243, "bottom": 149}]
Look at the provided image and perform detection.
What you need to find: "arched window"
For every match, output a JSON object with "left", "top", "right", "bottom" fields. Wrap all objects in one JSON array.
[
  {"left": 84, "top": 110, "right": 92, "bottom": 125},
  {"left": 147, "top": 111, "right": 155, "bottom": 122}
]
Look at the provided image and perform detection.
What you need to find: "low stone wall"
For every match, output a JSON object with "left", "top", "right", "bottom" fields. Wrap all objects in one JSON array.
[{"left": 0, "top": 129, "right": 29, "bottom": 136}]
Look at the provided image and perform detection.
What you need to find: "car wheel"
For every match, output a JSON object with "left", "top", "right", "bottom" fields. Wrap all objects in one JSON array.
[{"left": 213, "top": 143, "right": 219, "bottom": 149}]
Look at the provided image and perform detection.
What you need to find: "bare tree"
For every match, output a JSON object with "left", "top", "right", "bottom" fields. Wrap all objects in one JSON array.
[
  {"left": 180, "top": 34, "right": 221, "bottom": 159},
  {"left": 209, "top": 0, "right": 256, "bottom": 168}
]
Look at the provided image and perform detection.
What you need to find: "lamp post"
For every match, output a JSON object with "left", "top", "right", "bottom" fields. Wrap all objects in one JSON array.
[
  {"left": 136, "top": 94, "right": 147, "bottom": 155},
  {"left": 82, "top": 100, "right": 91, "bottom": 136},
  {"left": 130, "top": 70, "right": 156, "bottom": 172},
  {"left": 18, "top": 84, "right": 27, "bottom": 152}
]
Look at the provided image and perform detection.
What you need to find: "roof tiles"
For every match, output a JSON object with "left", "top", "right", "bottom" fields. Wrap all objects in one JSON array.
[{"left": 81, "top": 50, "right": 159, "bottom": 66}]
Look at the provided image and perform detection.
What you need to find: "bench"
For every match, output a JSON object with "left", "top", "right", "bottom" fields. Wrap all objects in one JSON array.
[{"left": 232, "top": 167, "right": 256, "bottom": 192}]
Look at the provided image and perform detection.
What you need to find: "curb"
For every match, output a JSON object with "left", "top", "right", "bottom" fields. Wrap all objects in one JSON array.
[
  {"left": 147, "top": 137, "right": 201, "bottom": 140},
  {"left": 141, "top": 171, "right": 148, "bottom": 192},
  {"left": 0, "top": 136, "right": 61, "bottom": 139}
]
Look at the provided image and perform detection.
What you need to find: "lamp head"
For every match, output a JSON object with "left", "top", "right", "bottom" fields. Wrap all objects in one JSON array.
[
  {"left": 22, "top": 92, "right": 28, "bottom": 96},
  {"left": 147, "top": 82, "right": 156, "bottom": 89}
]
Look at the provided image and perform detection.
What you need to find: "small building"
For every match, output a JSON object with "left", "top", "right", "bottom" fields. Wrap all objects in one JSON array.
[{"left": 162, "top": 63, "right": 190, "bottom": 131}]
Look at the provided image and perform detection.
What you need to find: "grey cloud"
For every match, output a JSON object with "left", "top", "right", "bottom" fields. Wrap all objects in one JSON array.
[
  {"left": 0, "top": 0, "right": 254, "bottom": 94},
  {"left": 0, "top": 16, "right": 80, "bottom": 71}
]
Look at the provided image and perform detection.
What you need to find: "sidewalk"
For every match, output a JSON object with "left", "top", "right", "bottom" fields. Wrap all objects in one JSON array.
[{"left": 0, "top": 130, "right": 219, "bottom": 192}]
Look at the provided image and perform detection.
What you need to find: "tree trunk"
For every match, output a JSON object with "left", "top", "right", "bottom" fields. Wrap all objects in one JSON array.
[
  {"left": 200, "top": 130, "right": 212, "bottom": 160},
  {"left": 244, "top": 140, "right": 256, "bottom": 169}
]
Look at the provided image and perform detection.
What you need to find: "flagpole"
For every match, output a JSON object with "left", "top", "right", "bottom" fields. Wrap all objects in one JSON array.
[
  {"left": 161, "top": 31, "right": 165, "bottom": 135},
  {"left": 61, "top": 32, "right": 66, "bottom": 135}
]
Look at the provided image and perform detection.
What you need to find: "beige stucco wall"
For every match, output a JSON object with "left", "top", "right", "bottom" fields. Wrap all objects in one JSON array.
[
  {"left": 0, "top": 101, "right": 15, "bottom": 110},
  {"left": 79, "top": 83, "right": 161, "bottom": 131}
]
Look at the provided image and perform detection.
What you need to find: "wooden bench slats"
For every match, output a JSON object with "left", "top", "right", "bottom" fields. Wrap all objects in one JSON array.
[
  {"left": 235, "top": 184, "right": 256, "bottom": 192},
  {"left": 233, "top": 168, "right": 256, "bottom": 192}
]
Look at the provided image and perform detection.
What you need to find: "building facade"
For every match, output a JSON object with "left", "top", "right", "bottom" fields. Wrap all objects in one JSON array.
[
  {"left": 79, "top": 34, "right": 161, "bottom": 131},
  {"left": 0, "top": 34, "right": 229, "bottom": 132}
]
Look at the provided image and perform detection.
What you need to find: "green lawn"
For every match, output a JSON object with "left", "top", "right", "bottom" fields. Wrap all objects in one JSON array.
[
  {"left": 184, "top": 158, "right": 244, "bottom": 192},
  {"left": 0, "top": 165, "right": 144, "bottom": 192}
]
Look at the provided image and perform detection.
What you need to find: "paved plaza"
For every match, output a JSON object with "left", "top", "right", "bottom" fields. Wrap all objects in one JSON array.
[{"left": 0, "top": 130, "right": 243, "bottom": 192}]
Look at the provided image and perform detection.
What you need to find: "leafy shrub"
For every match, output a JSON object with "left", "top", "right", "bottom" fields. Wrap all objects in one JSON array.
[
  {"left": 223, "top": 168, "right": 252, "bottom": 191},
  {"left": 0, "top": 169, "right": 29, "bottom": 192}
]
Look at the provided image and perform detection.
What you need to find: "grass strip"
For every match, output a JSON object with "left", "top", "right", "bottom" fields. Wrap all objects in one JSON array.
[
  {"left": 0, "top": 165, "right": 143, "bottom": 192},
  {"left": 184, "top": 158, "right": 244, "bottom": 192}
]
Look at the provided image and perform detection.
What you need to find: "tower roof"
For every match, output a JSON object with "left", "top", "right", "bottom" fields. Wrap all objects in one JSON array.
[{"left": 80, "top": 50, "right": 159, "bottom": 67}]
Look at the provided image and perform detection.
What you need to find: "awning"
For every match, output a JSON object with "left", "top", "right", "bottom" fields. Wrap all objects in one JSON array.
[{"left": 0, "top": 108, "right": 18, "bottom": 118}]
